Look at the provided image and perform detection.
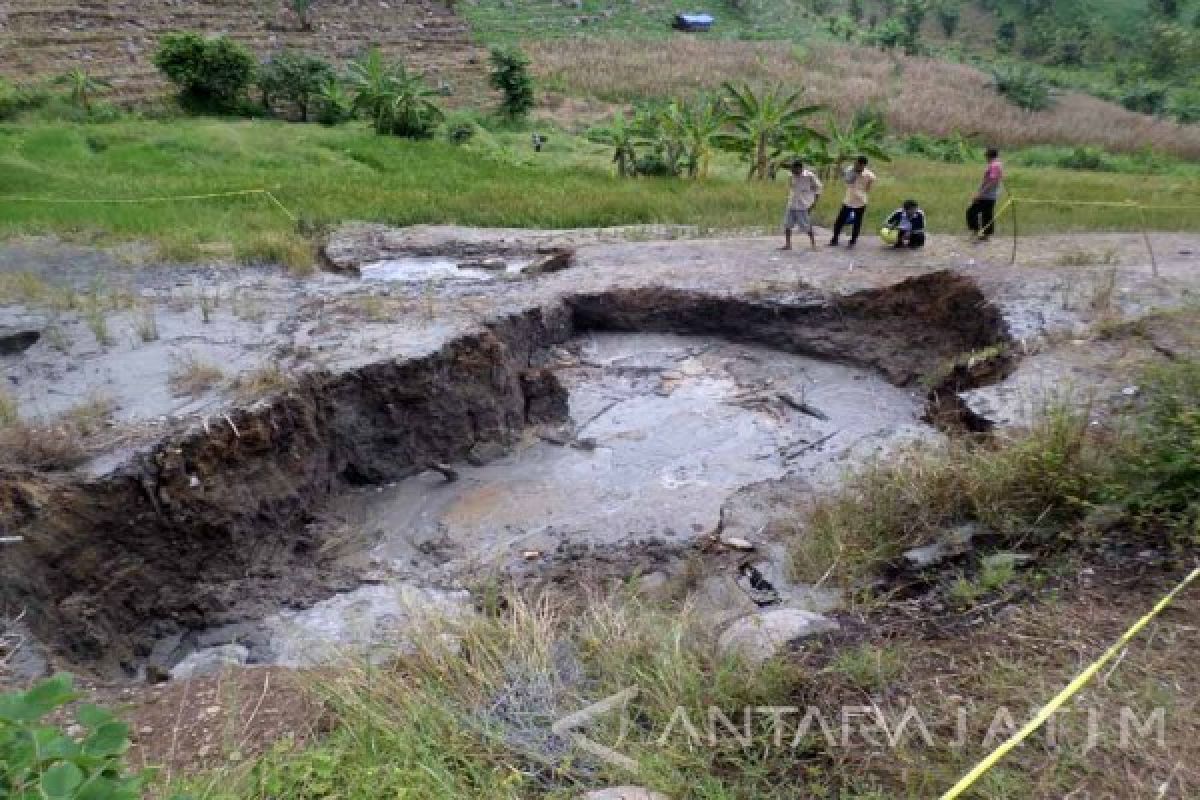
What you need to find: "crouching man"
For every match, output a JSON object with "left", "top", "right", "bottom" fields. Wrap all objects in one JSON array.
[{"left": 882, "top": 199, "right": 926, "bottom": 249}]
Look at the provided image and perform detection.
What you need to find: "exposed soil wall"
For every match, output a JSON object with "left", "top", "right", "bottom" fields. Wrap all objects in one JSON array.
[{"left": 0, "top": 274, "right": 1010, "bottom": 675}]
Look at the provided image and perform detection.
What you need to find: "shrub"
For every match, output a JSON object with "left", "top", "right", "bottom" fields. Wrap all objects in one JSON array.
[
  {"left": 996, "top": 19, "right": 1017, "bottom": 53},
  {"left": 0, "top": 78, "right": 49, "bottom": 120},
  {"left": 899, "top": 0, "right": 928, "bottom": 53},
  {"left": 869, "top": 18, "right": 907, "bottom": 49},
  {"left": 258, "top": 51, "right": 336, "bottom": 121},
  {"left": 989, "top": 63, "right": 1052, "bottom": 110},
  {"left": 1057, "top": 145, "right": 1117, "bottom": 171},
  {"left": 153, "top": 32, "right": 257, "bottom": 113},
  {"left": 1120, "top": 82, "right": 1169, "bottom": 115},
  {"left": 0, "top": 674, "right": 154, "bottom": 800},
  {"left": 488, "top": 46, "right": 535, "bottom": 118},
  {"left": 903, "top": 132, "right": 981, "bottom": 162},
  {"left": 1168, "top": 88, "right": 1200, "bottom": 123},
  {"left": 936, "top": 0, "right": 961, "bottom": 37},
  {"left": 1119, "top": 360, "right": 1200, "bottom": 539}
]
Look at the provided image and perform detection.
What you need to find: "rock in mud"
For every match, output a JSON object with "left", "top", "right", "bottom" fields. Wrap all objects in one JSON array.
[
  {"left": 718, "top": 609, "right": 839, "bottom": 665},
  {"left": 903, "top": 523, "right": 981, "bottom": 570},
  {"left": 169, "top": 644, "right": 249, "bottom": 680},
  {"left": 467, "top": 440, "right": 510, "bottom": 466},
  {"left": 525, "top": 249, "right": 574, "bottom": 276},
  {"left": 582, "top": 789, "right": 670, "bottom": 800}
]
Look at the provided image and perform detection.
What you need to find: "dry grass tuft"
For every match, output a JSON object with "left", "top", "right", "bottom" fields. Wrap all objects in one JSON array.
[
  {"left": 234, "top": 232, "right": 316, "bottom": 275},
  {"left": 232, "top": 364, "right": 293, "bottom": 400},
  {"left": 1055, "top": 247, "right": 1121, "bottom": 267},
  {"left": 169, "top": 354, "right": 226, "bottom": 397},
  {"left": 528, "top": 38, "right": 1200, "bottom": 158},
  {"left": 0, "top": 422, "right": 87, "bottom": 470},
  {"left": 0, "top": 389, "right": 17, "bottom": 428}
]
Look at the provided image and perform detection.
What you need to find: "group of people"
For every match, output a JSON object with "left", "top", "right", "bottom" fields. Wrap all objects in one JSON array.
[{"left": 780, "top": 148, "right": 1005, "bottom": 252}]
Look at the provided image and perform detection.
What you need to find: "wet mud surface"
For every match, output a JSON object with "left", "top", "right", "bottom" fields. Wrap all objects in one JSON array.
[{"left": 3, "top": 227, "right": 1198, "bottom": 681}]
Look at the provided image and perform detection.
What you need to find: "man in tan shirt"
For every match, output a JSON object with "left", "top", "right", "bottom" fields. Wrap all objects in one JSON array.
[
  {"left": 829, "top": 156, "right": 876, "bottom": 249},
  {"left": 781, "top": 159, "right": 823, "bottom": 251}
]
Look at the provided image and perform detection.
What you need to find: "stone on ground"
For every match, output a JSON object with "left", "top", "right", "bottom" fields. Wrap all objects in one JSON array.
[
  {"left": 581, "top": 788, "right": 670, "bottom": 800},
  {"left": 718, "top": 609, "right": 839, "bottom": 665}
]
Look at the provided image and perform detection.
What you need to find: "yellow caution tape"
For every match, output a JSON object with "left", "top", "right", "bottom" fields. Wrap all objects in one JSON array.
[
  {"left": 939, "top": 565, "right": 1200, "bottom": 800},
  {"left": 0, "top": 188, "right": 297, "bottom": 221}
]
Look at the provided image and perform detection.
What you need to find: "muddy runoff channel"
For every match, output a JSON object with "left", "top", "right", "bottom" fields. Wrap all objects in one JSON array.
[{"left": 1, "top": 274, "right": 1009, "bottom": 679}]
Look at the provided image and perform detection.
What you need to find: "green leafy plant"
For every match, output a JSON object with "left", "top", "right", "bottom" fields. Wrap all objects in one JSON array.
[
  {"left": 587, "top": 110, "right": 643, "bottom": 177},
  {"left": 52, "top": 69, "right": 111, "bottom": 114},
  {"left": 346, "top": 48, "right": 443, "bottom": 137},
  {"left": 291, "top": 0, "right": 316, "bottom": 31},
  {"left": 903, "top": 131, "right": 981, "bottom": 163},
  {"left": 869, "top": 18, "right": 907, "bottom": 49},
  {"left": 0, "top": 674, "right": 154, "bottom": 799},
  {"left": 989, "top": 63, "right": 1052, "bottom": 111},
  {"left": 899, "top": 0, "right": 928, "bottom": 53},
  {"left": 936, "top": 0, "right": 961, "bottom": 37},
  {"left": 487, "top": 46, "right": 535, "bottom": 118},
  {"left": 314, "top": 77, "right": 352, "bottom": 125},
  {"left": 258, "top": 51, "right": 335, "bottom": 121},
  {"left": 717, "top": 82, "right": 823, "bottom": 180},
  {"left": 153, "top": 32, "right": 257, "bottom": 113}
]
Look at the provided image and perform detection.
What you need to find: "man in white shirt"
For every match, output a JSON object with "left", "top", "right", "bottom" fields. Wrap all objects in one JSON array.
[
  {"left": 781, "top": 160, "right": 823, "bottom": 251},
  {"left": 829, "top": 155, "right": 876, "bottom": 249}
]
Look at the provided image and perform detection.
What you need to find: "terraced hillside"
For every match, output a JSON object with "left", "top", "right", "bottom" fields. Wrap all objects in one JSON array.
[{"left": 0, "top": 0, "right": 490, "bottom": 104}]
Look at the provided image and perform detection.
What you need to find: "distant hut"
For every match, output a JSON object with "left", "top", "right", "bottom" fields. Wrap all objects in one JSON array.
[{"left": 672, "top": 13, "right": 714, "bottom": 32}]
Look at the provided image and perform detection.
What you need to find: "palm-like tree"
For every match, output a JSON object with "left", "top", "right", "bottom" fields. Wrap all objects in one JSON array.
[
  {"left": 669, "top": 94, "right": 728, "bottom": 179},
  {"left": 385, "top": 63, "right": 445, "bottom": 138},
  {"left": 822, "top": 114, "right": 891, "bottom": 177},
  {"left": 588, "top": 111, "right": 641, "bottom": 178},
  {"left": 53, "top": 68, "right": 111, "bottom": 114},
  {"left": 717, "top": 83, "right": 823, "bottom": 180},
  {"left": 347, "top": 48, "right": 442, "bottom": 137},
  {"left": 347, "top": 48, "right": 396, "bottom": 133}
]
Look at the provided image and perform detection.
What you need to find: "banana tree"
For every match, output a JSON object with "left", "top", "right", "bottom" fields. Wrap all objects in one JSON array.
[
  {"left": 53, "top": 68, "right": 111, "bottom": 114},
  {"left": 669, "top": 94, "right": 728, "bottom": 179},
  {"left": 716, "top": 83, "right": 824, "bottom": 180},
  {"left": 347, "top": 48, "right": 396, "bottom": 133},
  {"left": 821, "top": 113, "right": 891, "bottom": 178},
  {"left": 588, "top": 111, "right": 642, "bottom": 178}
]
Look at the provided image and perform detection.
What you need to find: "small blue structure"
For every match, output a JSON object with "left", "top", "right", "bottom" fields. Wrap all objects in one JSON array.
[{"left": 673, "top": 13, "right": 714, "bottom": 32}]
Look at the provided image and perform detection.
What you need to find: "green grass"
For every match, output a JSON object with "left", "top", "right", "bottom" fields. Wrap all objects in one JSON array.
[{"left": 2, "top": 117, "right": 1199, "bottom": 266}]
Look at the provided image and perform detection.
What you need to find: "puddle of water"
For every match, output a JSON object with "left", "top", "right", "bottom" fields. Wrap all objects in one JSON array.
[{"left": 360, "top": 257, "right": 530, "bottom": 284}]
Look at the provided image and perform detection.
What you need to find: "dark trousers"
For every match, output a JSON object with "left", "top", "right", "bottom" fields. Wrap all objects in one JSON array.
[
  {"left": 831, "top": 204, "right": 866, "bottom": 244},
  {"left": 966, "top": 198, "right": 996, "bottom": 237},
  {"left": 895, "top": 231, "right": 925, "bottom": 249}
]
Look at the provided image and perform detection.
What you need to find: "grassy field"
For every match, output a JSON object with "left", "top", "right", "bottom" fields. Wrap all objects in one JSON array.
[{"left": 1, "top": 116, "right": 1199, "bottom": 268}]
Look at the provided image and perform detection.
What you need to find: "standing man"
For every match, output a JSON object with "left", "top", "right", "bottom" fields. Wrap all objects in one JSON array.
[
  {"left": 781, "top": 159, "right": 823, "bottom": 251},
  {"left": 967, "top": 148, "right": 1003, "bottom": 240},
  {"left": 829, "top": 156, "right": 875, "bottom": 249}
]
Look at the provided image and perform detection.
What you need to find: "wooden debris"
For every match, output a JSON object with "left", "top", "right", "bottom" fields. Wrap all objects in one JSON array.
[{"left": 777, "top": 391, "right": 830, "bottom": 420}]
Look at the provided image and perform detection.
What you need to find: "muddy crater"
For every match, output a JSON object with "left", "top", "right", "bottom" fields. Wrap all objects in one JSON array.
[{"left": 0, "top": 273, "right": 1011, "bottom": 679}]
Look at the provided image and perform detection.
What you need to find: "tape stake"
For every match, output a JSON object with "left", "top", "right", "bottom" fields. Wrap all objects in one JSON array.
[{"left": 939, "top": 566, "right": 1200, "bottom": 800}]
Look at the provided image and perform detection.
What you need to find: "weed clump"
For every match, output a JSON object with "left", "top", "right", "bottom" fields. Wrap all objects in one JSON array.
[
  {"left": 792, "top": 357, "right": 1200, "bottom": 587},
  {"left": 169, "top": 354, "right": 225, "bottom": 397}
]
